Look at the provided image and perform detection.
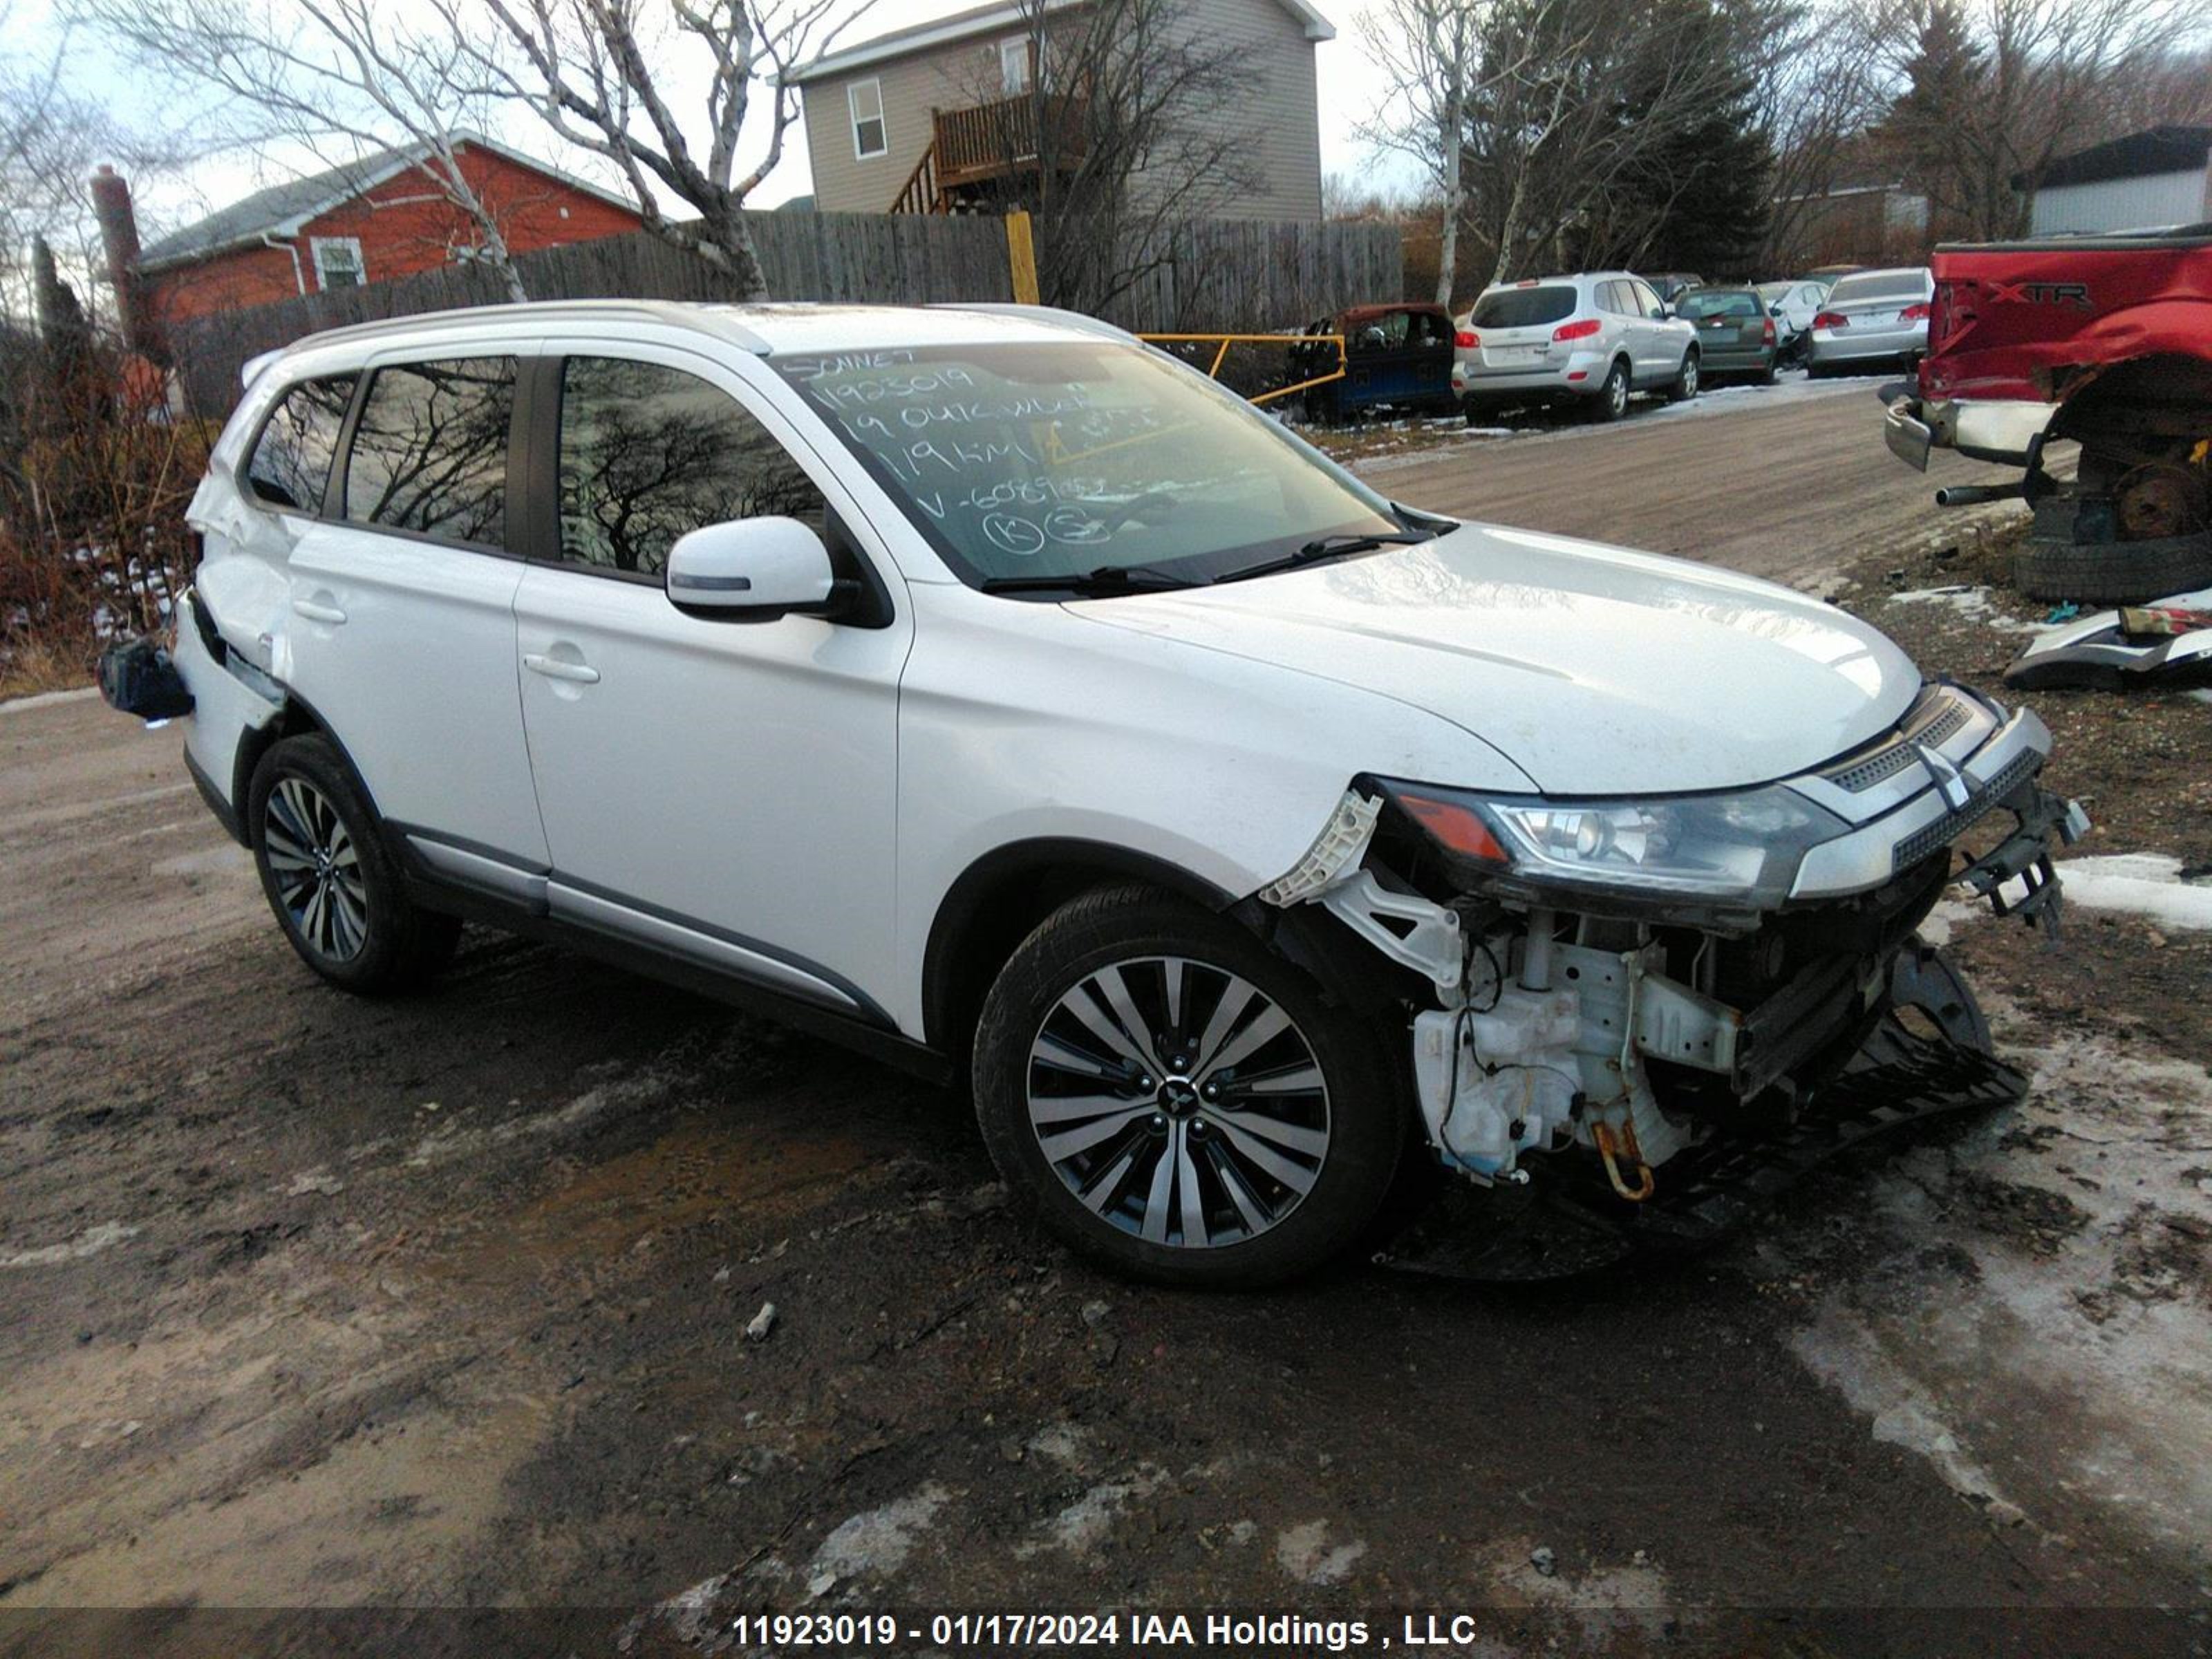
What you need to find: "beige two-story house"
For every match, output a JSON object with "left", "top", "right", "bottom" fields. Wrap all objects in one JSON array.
[{"left": 788, "top": 0, "right": 1330, "bottom": 221}]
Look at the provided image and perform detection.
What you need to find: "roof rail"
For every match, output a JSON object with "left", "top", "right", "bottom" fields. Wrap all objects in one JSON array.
[
  {"left": 929, "top": 301, "right": 1138, "bottom": 345},
  {"left": 280, "top": 298, "right": 773, "bottom": 357}
]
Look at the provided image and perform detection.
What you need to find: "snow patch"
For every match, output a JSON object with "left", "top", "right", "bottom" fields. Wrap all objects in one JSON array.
[
  {"left": 1275, "top": 1519, "right": 1367, "bottom": 1585},
  {"left": 1887, "top": 585, "right": 2045, "bottom": 632},
  {"left": 2044, "top": 853, "right": 2212, "bottom": 932},
  {"left": 1023, "top": 1465, "right": 1167, "bottom": 1557},
  {"left": 0, "top": 686, "right": 100, "bottom": 715},
  {"left": 807, "top": 1483, "right": 951, "bottom": 1583}
]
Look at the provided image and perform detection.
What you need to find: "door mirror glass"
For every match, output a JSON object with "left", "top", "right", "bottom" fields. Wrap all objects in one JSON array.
[{"left": 665, "top": 517, "right": 838, "bottom": 620}]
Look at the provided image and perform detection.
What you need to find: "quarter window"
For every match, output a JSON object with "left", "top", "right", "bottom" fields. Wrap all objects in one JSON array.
[
  {"left": 555, "top": 357, "right": 826, "bottom": 577},
  {"left": 342, "top": 357, "right": 515, "bottom": 548},
  {"left": 849, "top": 79, "right": 887, "bottom": 159},
  {"left": 244, "top": 375, "right": 356, "bottom": 512}
]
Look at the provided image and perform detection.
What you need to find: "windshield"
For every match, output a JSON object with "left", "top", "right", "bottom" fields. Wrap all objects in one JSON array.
[
  {"left": 1828, "top": 270, "right": 1929, "bottom": 305},
  {"left": 1469, "top": 285, "right": 1577, "bottom": 329},
  {"left": 773, "top": 342, "right": 1401, "bottom": 590},
  {"left": 1678, "top": 290, "right": 1760, "bottom": 320}
]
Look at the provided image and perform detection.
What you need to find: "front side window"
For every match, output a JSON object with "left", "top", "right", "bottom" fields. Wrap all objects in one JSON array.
[
  {"left": 342, "top": 356, "right": 514, "bottom": 547},
  {"left": 245, "top": 374, "right": 356, "bottom": 512},
  {"left": 776, "top": 341, "right": 1400, "bottom": 590},
  {"left": 557, "top": 357, "right": 825, "bottom": 577},
  {"left": 1630, "top": 279, "right": 1665, "bottom": 319},
  {"left": 311, "top": 236, "right": 366, "bottom": 290},
  {"left": 849, "top": 79, "right": 887, "bottom": 159}
]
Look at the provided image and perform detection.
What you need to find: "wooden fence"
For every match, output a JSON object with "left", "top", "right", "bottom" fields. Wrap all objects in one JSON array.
[{"left": 167, "top": 208, "right": 1403, "bottom": 415}]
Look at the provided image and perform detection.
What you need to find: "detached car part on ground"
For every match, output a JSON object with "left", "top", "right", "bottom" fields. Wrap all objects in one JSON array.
[
  {"left": 118, "top": 299, "right": 2083, "bottom": 1290},
  {"left": 1886, "top": 225, "right": 2212, "bottom": 617}
]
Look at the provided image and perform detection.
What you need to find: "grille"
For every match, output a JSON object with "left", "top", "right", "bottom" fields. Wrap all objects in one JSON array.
[
  {"left": 1824, "top": 702, "right": 1970, "bottom": 793},
  {"left": 1891, "top": 749, "right": 2040, "bottom": 872}
]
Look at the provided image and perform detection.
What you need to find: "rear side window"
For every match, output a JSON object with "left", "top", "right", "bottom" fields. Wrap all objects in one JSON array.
[
  {"left": 343, "top": 357, "right": 516, "bottom": 548},
  {"left": 555, "top": 357, "right": 826, "bottom": 577},
  {"left": 245, "top": 375, "right": 355, "bottom": 512},
  {"left": 1679, "top": 292, "right": 1759, "bottom": 320},
  {"left": 1828, "top": 270, "right": 1929, "bottom": 306},
  {"left": 1470, "top": 286, "right": 1576, "bottom": 328}
]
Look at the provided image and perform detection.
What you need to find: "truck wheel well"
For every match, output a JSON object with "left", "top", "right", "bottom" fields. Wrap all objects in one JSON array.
[
  {"left": 2056, "top": 353, "right": 2212, "bottom": 452},
  {"left": 921, "top": 842, "right": 1236, "bottom": 1065}
]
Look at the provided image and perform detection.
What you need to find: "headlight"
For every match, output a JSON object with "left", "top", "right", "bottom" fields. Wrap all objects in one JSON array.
[{"left": 1374, "top": 778, "right": 1847, "bottom": 908}]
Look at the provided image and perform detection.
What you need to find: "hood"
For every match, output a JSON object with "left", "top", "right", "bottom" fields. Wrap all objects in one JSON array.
[{"left": 1067, "top": 523, "right": 1920, "bottom": 795}]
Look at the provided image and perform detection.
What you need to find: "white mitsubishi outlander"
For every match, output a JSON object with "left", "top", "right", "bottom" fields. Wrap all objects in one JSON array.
[{"left": 163, "top": 301, "right": 2083, "bottom": 1286}]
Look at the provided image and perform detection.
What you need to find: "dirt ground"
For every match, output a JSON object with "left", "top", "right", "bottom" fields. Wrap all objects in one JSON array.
[{"left": 3, "top": 377, "right": 2210, "bottom": 1659}]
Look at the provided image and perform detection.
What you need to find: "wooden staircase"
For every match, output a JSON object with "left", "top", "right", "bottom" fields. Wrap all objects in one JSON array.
[{"left": 888, "top": 95, "right": 1086, "bottom": 215}]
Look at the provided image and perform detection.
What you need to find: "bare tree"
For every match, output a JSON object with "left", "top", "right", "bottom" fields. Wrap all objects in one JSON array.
[
  {"left": 1361, "top": 0, "right": 1486, "bottom": 307},
  {"left": 937, "top": 0, "right": 1260, "bottom": 318},
  {"left": 1747, "top": 0, "right": 1891, "bottom": 270},
  {"left": 453, "top": 0, "right": 877, "bottom": 301},
  {"left": 73, "top": 0, "right": 533, "bottom": 301},
  {"left": 1878, "top": 0, "right": 2210, "bottom": 239},
  {"left": 1, "top": 8, "right": 181, "bottom": 328}
]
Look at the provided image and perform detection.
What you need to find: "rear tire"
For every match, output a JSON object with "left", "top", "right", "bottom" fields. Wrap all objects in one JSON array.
[
  {"left": 1667, "top": 350, "right": 1700, "bottom": 403},
  {"left": 2014, "top": 532, "right": 2212, "bottom": 604},
  {"left": 971, "top": 885, "right": 1403, "bottom": 1288},
  {"left": 248, "top": 734, "right": 461, "bottom": 995},
  {"left": 1591, "top": 359, "right": 1631, "bottom": 423}
]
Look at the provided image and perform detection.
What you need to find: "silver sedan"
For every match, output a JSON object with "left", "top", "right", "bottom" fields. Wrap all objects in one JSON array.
[{"left": 1806, "top": 267, "right": 1933, "bottom": 377}]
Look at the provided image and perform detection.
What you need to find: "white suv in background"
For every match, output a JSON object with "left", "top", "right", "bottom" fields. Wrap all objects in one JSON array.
[
  {"left": 1452, "top": 273, "right": 1700, "bottom": 422},
  {"left": 159, "top": 300, "right": 2081, "bottom": 1288}
]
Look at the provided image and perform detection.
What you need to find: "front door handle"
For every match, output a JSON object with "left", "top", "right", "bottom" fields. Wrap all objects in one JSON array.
[
  {"left": 291, "top": 597, "right": 347, "bottom": 625},
  {"left": 523, "top": 652, "right": 601, "bottom": 685}
]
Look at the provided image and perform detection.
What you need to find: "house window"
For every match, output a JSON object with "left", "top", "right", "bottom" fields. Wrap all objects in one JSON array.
[
  {"left": 310, "top": 236, "right": 366, "bottom": 290},
  {"left": 848, "top": 79, "right": 887, "bottom": 160},
  {"left": 999, "top": 38, "right": 1032, "bottom": 94}
]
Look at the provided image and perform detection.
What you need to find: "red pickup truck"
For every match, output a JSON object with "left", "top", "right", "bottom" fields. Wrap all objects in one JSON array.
[{"left": 1884, "top": 225, "right": 2212, "bottom": 601}]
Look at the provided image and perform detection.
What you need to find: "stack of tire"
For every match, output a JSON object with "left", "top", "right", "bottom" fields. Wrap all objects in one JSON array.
[{"left": 2014, "top": 490, "right": 2212, "bottom": 604}]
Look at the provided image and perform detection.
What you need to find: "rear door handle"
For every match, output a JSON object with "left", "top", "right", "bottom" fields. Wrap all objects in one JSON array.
[
  {"left": 523, "top": 653, "right": 601, "bottom": 684},
  {"left": 291, "top": 597, "right": 347, "bottom": 625}
]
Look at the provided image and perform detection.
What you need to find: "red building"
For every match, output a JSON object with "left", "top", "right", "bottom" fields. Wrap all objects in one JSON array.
[{"left": 131, "top": 135, "right": 644, "bottom": 327}]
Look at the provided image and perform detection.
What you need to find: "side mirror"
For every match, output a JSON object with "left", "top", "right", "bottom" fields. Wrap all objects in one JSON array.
[{"left": 665, "top": 517, "right": 845, "bottom": 622}]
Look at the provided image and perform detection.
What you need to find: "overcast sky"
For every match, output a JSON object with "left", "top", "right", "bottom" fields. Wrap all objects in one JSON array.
[{"left": 11, "top": 0, "right": 1416, "bottom": 239}]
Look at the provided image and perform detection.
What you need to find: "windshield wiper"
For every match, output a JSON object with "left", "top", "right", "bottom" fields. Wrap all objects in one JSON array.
[
  {"left": 1212, "top": 529, "right": 1437, "bottom": 585},
  {"left": 976, "top": 563, "right": 1194, "bottom": 597}
]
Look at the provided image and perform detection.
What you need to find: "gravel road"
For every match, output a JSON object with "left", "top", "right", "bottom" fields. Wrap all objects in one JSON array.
[{"left": 2, "top": 383, "right": 2206, "bottom": 1659}]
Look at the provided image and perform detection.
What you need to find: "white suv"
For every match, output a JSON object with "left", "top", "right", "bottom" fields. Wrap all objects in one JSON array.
[
  {"left": 164, "top": 300, "right": 2081, "bottom": 1286},
  {"left": 1453, "top": 273, "right": 1700, "bottom": 422}
]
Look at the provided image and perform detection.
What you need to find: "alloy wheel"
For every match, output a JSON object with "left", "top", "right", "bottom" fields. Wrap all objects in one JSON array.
[
  {"left": 1024, "top": 955, "right": 1331, "bottom": 1249},
  {"left": 1606, "top": 367, "right": 1629, "bottom": 419},
  {"left": 263, "top": 777, "right": 370, "bottom": 962}
]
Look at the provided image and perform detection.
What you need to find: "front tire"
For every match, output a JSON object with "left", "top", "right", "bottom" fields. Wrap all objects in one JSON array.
[
  {"left": 248, "top": 733, "right": 460, "bottom": 995},
  {"left": 1591, "top": 359, "right": 1631, "bottom": 423},
  {"left": 972, "top": 886, "right": 1403, "bottom": 1288}
]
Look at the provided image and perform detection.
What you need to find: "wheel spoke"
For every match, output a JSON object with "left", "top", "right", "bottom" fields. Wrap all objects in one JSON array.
[
  {"left": 1139, "top": 1124, "right": 1179, "bottom": 1243},
  {"left": 1177, "top": 1128, "right": 1209, "bottom": 1248},
  {"left": 1210, "top": 1142, "right": 1273, "bottom": 1235},
  {"left": 1192, "top": 977, "right": 1257, "bottom": 1074},
  {"left": 1201, "top": 1004, "right": 1290, "bottom": 1080},
  {"left": 1210, "top": 1109, "right": 1327, "bottom": 1158},
  {"left": 1237, "top": 1062, "right": 1324, "bottom": 1096},
  {"left": 1163, "top": 957, "right": 1187, "bottom": 1031},
  {"left": 1091, "top": 966, "right": 1165, "bottom": 1073},
  {"left": 1078, "top": 1145, "right": 1140, "bottom": 1215},
  {"left": 1063, "top": 981, "right": 1156, "bottom": 1077},
  {"left": 1029, "top": 1091, "right": 1141, "bottom": 1125},
  {"left": 1031, "top": 1033, "right": 1121, "bottom": 1081},
  {"left": 1038, "top": 1105, "right": 1152, "bottom": 1163},
  {"left": 1212, "top": 1116, "right": 1320, "bottom": 1195}
]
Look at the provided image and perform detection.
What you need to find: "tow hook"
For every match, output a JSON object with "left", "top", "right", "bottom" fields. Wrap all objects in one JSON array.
[{"left": 1592, "top": 1121, "right": 1656, "bottom": 1203}]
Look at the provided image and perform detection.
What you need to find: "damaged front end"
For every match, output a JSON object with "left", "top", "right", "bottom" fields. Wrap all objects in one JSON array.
[{"left": 1262, "top": 682, "right": 2087, "bottom": 1257}]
